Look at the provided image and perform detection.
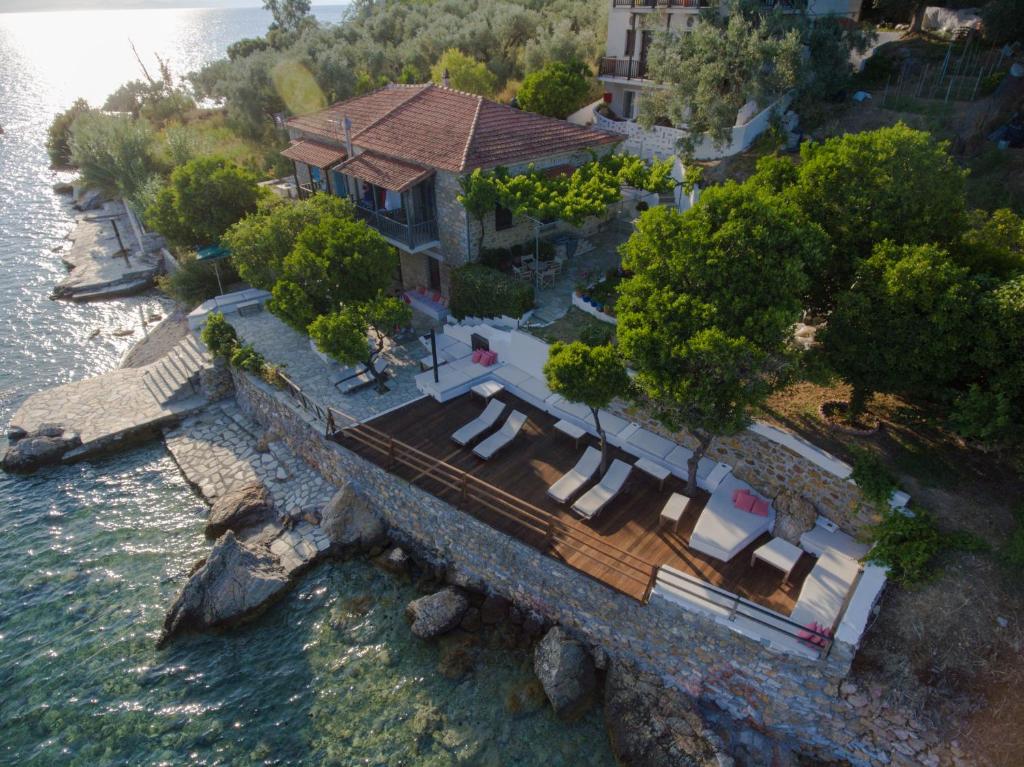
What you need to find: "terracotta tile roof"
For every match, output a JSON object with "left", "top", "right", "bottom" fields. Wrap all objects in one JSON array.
[
  {"left": 336, "top": 151, "right": 434, "bottom": 193},
  {"left": 286, "top": 84, "right": 619, "bottom": 173},
  {"left": 280, "top": 139, "right": 346, "bottom": 168}
]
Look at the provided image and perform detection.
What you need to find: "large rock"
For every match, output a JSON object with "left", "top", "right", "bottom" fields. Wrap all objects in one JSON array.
[
  {"left": 533, "top": 626, "right": 597, "bottom": 722},
  {"left": 157, "top": 531, "right": 289, "bottom": 648},
  {"left": 320, "top": 480, "right": 386, "bottom": 554},
  {"left": 604, "top": 663, "right": 728, "bottom": 767},
  {"left": 1, "top": 427, "right": 81, "bottom": 473},
  {"left": 205, "top": 481, "right": 271, "bottom": 539},
  {"left": 773, "top": 492, "right": 817, "bottom": 545},
  {"left": 406, "top": 587, "right": 469, "bottom": 640}
]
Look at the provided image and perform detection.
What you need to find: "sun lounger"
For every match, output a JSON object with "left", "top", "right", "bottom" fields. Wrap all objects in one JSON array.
[
  {"left": 688, "top": 474, "right": 773, "bottom": 562},
  {"left": 790, "top": 548, "right": 861, "bottom": 633},
  {"left": 340, "top": 358, "right": 390, "bottom": 394},
  {"left": 473, "top": 410, "right": 528, "bottom": 460},
  {"left": 572, "top": 459, "right": 632, "bottom": 520},
  {"left": 451, "top": 398, "right": 506, "bottom": 446},
  {"left": 335, "top": 357, "right": 389, "bottom": 391},
  {"left": 547, "top": 446, "right": 602, "bottom": 504}
]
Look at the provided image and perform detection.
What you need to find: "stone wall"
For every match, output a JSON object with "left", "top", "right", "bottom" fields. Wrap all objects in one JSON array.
[
  {"left": 610, "top": 401, "right": 881, "bottom": 536},
  {"left": 231, "top": 370, "right": 959, "bottom": 767}
]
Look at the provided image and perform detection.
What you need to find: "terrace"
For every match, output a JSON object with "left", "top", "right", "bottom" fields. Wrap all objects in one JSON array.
[{"left": 336, "top": 391, "right": 815, "bottom": 613}]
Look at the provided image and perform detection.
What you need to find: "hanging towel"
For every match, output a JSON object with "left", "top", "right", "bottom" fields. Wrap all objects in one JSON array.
[{"left": 384, "top": 190, "right": 402, "bottom": 211}]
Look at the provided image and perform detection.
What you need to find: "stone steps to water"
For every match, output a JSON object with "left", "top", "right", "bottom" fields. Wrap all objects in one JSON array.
[{"left": 142, "top": 336, "right": 212, "bottom": 406}]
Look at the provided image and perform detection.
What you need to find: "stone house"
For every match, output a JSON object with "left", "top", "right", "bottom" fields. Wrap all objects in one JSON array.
[
  {"left": 596, "top": 0, "right": 863, "bottom": 159},
  {"left": 282, "top": 84, "right": 619, "bottom": 300}
]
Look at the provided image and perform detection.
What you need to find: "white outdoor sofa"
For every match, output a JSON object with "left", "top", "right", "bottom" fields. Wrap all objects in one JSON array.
[
  {"left": 789, "top": 548, "right": 862, "bottom": 632},
  {"left": 688, "top": 474, "right": 775, "bottom": 562},
  {"left": 547, "top": 446, "right": 602, "bottom": 504},
  {"left": 800, "top": 516, "right": 870, "bottom": 560}
]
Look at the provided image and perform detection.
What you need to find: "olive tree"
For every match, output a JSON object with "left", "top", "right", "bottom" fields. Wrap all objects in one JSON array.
[
  {"left": 543, "top": 342, "right": 631, "bottom": 475},
  {"left": 517, "top": 60, "right": 591, "bottom": 119}
]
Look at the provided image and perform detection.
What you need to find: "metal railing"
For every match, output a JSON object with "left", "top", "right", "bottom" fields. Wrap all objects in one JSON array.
[
  {"left": 612, "top": 0, "right": 709, "bottom": 7},
  {"left": 599, "top": 57, "right": 648, "bottom": 80},
  {"left": 266, "top": 370, "right": 838, "bottom": 657},
  {"left": 353, "top": 205, "right": 439, "bottom": 250}
]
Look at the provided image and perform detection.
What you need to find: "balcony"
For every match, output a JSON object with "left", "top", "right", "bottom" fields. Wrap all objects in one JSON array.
[
  {"left": 354, "top": 204, "right": 439, "bottom": 252},
  {"left": 599, "top": 57, "right": 648, "bottom": 80},
  {"left": 611, "top": 0, "right": 709, "bottom": 8}
]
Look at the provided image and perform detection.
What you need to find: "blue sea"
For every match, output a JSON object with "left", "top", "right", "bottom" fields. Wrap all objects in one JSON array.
[{"left": 0, "top": 6, "right": 615, "bottom": 764}]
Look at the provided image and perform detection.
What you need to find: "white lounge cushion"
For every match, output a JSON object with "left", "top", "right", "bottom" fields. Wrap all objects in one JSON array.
[
  {"left": 514, "top": 376, "right": 552, "bottom": 405},
  {"left": 493, "top": 365, "right": 531, "bottom": 386},
  {"left": 548, "top": 447, "right": 602, "bottom": 504},
  {"left": 572, "top": 459, "right": 632, "bottom": 520},
  {"left": 688, "top": 475, "right": 772, "bottom": 562},
  {"left": 595, "top": 410, "right": 631, "bottom": 437},
  {"left": 473, "top": 410, "right": 528, "bottom": 459},
  {"left": 790, "top": 548, "right": 861, "bottom": 631},
  {"left": 452, "top": 399, "right": 506, "bottom": 446},
  {"left": 800, "top": 523, "right": 870, "bottom": 561},
  {"left": 664, "top": 445, "right": 718, "bottom": 483}
]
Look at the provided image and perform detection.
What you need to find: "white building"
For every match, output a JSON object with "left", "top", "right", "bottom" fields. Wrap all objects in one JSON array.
[{"left": 596, "top": 0, "right": 863, "bottom": 160}]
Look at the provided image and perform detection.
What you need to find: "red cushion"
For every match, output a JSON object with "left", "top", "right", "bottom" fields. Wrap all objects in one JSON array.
[
  {"left": 734, "top": 492, "right": 755, "bottom": 512},
  {"left": 751, "top": 498, "right": 770, "bottom": 517}
]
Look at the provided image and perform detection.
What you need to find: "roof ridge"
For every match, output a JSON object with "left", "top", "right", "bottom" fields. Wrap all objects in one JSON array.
[
  {"left": 350, "top": 84, "right": 432, "bottom": 142},
  {"left": 459, "top": 95, "right": 485, "bottom": 172}
]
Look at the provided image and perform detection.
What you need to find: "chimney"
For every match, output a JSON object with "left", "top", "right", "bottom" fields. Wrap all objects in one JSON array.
[{"left": 441, "top": 68, "right": 450, "bottom": 89}]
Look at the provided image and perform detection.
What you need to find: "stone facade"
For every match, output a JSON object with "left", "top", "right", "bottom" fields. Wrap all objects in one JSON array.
[
  {"left": 610, "top": 401, "right": 881, "bottom": 537},
  {"left": 231, "top": 369, "right": 961, "bottom": 767}
]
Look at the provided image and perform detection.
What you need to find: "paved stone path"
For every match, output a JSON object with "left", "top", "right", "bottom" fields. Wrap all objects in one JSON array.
[
  {"left": 9, "top": 336, "right": 211, "bottom": 457},
  {"left": 231, "top": 311, "right": 423, "bottom": 421},
  {"left": 164, "top": 400, "right": 336, "bottom": 574}
]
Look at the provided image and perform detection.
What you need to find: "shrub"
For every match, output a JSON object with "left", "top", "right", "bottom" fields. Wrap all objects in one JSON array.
[
  {"left": 200, "top": 312, "right": 239, "bottom": 359},
  {"left": 449, "top": 264, "right": 534, "bottom": 320},
  {"left": 579, "top": 322, "right": 613, "bottom": 347},
  {"left": 230, "top": 343, "right": 265, "bottom": 373},
  {"left": 850, "top": 447, "right": 897, "bottom": 509},
  {"left": 47, "top": 98, "right": 91, "bottom": 168},
  {"left": 158, "top": 252, "right": 238, "bottom": 308},
  {"left": 866, "top": 507, "right": 944, "bottom": 586},
  {"left": 516, "top": 60, "right": 591, "bottom": 119}
]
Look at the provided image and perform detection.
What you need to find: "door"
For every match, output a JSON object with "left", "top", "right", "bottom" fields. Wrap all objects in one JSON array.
[{"left": 427, "top": 255, "right": 441, "bottom": 293}]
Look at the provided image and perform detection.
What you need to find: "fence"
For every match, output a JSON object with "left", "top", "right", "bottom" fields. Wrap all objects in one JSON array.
[
  {"left": 880, "top": 37, "right": 1013, "bottom": 106},
  {"left": 269, "top": 370, "right": 834, "bottom": 653}
]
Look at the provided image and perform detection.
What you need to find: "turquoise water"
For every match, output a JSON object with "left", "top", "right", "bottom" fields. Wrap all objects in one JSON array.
[{"left": 0, "top": 8, "right": 615, "bottom": 765}]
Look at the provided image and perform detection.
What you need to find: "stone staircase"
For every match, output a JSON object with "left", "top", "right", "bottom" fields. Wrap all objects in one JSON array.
[{"left": 142, "top": 335, "right": 212, "bottom": 406}]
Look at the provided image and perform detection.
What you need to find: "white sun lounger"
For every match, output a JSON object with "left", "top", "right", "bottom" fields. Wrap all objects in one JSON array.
[
  {"left": 789, "top": 548, "right": 861, "bottom": 632},
  {"left": 572, "top": 459, "right": 632, "bottom": 520},
  {"left": 452, "top": 398, "right": 506, "bottom": 446},
  {"left": 547, "top": 447, "right": 602, "bottom": 504},
  {"left": 688, "top": 474, "right": 773, "bottom": 562},
  {"left": 473, "top": 410, "right": 528, "bottom": 460}
]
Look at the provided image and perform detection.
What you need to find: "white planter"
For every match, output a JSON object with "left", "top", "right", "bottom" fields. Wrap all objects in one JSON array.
[{"left": 572, "top": 293, "right": 617, "bottom": 325}]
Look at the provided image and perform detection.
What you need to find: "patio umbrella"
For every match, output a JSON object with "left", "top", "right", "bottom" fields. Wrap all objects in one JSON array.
[{"left": 196, "top": 245, "right": 231, "bottom": 296}]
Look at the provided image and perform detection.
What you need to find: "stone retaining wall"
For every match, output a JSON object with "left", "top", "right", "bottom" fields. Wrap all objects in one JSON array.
[{"left": 231, "top": 370, "right": 960, "bottom": 767}]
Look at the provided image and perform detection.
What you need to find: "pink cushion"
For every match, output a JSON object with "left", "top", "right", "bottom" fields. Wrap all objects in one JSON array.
[
  {"left": 488, "top": 350, "right": 498, "bottom": 364},
  {"left": 750, "top": 498, "right": 770, "bottom": 517},
  {"left": 732, "top": 489, "right": 742, "bottom": 504},
  {"left": 481, "top": 350, "right": 497, "bottom": 367},
  {"left": 734, "top": 492, "right": 755, "bottom": 512},
  {"left": 472, "top": 349, "right": 483, "bottom": 363}
]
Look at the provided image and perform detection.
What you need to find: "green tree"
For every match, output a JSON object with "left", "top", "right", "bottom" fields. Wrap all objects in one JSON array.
[
  {"left": 543, "top": 342, "right": 631, "bottom": 474},
  {"left": 145, "top": 156, "right": 264, "bottom": 248},
  {"left": 619, "top": 184, "right": 825, "bottom": 350},
  {"left": 431, "top": 49, "right": 498, "bottom": 98},
  {"left": 269, "top": 216, "right": 398, "bottom": 332},
  {"left": 308, "top": 295, "right": 412, "bottom": 393},
  {"left": 68, "top": 111, "right": 158, "bottom": 200},
  {"left": 517, "top": 60, "right": 591, "bottom": 119},
  {"left": 957, "top": 208, "right": 1024, "bottom": 279},
  {"left": 264, "top": 0, "right": 312, "bottom": 34},
  {"left": 820, "top": 242, "right": 979, "bottom": 419},
  {"left": 223, "top": 194, "right": 354, "bottom": 291},
  {"left": 980, "top": 0, "right": 1024, "bottom": 46},
  {"left": 790, "top": 124, "right": 968, "bottom": 310},
  {"left": 458, "top": 169, "right": 500, "bottom": 257},
  {"left": 46, "top": 98, "right": 92, "bottom": 168}
]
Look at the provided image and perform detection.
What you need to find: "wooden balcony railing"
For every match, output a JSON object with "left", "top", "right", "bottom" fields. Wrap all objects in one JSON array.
[{"left": 599, "top": 57, "right": 648, "bottom": 80}]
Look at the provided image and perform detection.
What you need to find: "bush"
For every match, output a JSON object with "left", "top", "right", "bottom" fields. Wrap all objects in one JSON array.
[
  {"left": 866, "top": 507, "right": 944, "bottom": 586},
  {"left": 230, "top": 343, "right": 265, "bottom": 373},
  {"left": 47, "top": 98, "right": 91, "bottom": 168},
  {"left": 200, "top": 312, "right": 239, "bottom": 359},
  {"left": 579, "top": 322, "right": 613, "bottom": 347},
  {"left": 158, "top": 252, "right": 238, "bottom": 308},
  {"left": 516, "top": 60, "right": 591, "bottom": 119},
  {"left": 449, "top": 264, "right": 534, "bottom": 320},
  {"left": 851, "top": 447, "right": 897, "bottom": 508}
]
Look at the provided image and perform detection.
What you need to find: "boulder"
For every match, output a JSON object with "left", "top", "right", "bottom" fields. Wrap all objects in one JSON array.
[
  {"left": 533, "top": 626, "right": 597, "bottom": 722},
  {"left": 1, "top": 428, "right": 81, "bottom": 473},
  {"left": 205, "top": 482, "right": 271, "bottom": 539},
  {"left": 604, "top": 662, "right": 727, "bottom": 767},
  {"left": 374, "top": 546, "right": 410, "bottom": 575},
  {"left": 480, "top": 594, "right": 510, "bottom": 624},
  {"left": 405, "top": 587, "right": 469, "bottom": 640},
  {"left": 157, "top": 531, "right": 290, "bottom": 648},
  {"left": 773, "top": 492, "right": 817, "bottom": 545},
  {"left": 320, "top": 480, "right": 386, "bottom": 554}
]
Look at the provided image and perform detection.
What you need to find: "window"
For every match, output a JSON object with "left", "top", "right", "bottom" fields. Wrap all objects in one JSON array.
[
  {"left": 494, "top": 203, "right": 513, "bottom": 231},
  {"left": 624, "top": 28, "right": 636, "bottom": 58},
  {"left": 623, "top": 91, "right": 635, "bottom": 120}
]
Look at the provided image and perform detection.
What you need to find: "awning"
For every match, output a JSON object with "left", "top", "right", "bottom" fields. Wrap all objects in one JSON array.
[
  {"left": 336, "top": 151, "right": 434, "bottom": 193},
  {"left": 280, "top": 139, "right": 346, "bottom": 169}
]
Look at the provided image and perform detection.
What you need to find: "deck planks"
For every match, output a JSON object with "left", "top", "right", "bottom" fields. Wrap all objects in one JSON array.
[{"left": 341, "top": 393, "right": 813, "bottom": 613}]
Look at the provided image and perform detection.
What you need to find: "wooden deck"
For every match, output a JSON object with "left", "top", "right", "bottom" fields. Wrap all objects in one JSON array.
[{"left": 341, "top": 393, "right": 813, "bottom": 612}]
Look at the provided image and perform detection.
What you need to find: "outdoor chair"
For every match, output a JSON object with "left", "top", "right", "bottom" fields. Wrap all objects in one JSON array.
[
  {"left": 451, "top": 398, "right": 507, "bottom": 446},
  {"left": 547, "top": 446, "right": 601, "bottom": 504},
  {"left": 473, "top": 410, "right": 528, "bottom": 460},
  {"left": 340, "top": 358, "right": 391, "bottom": 394},
  {"left": 572, "top": 459, "right": 632, "bottom": 520}
]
